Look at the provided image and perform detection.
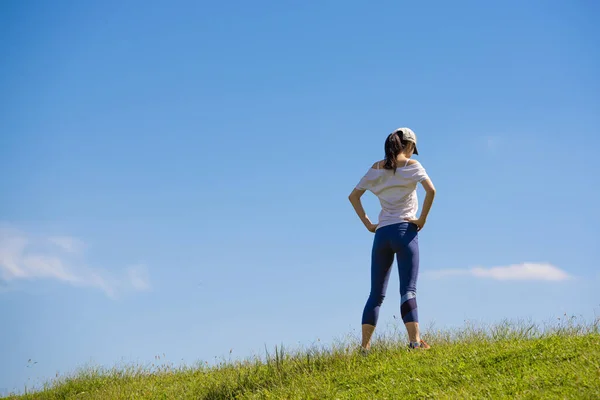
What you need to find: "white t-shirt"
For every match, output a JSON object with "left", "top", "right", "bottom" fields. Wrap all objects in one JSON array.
[{"left": 355, "top": 160, "right": 430, "bottom": 230}]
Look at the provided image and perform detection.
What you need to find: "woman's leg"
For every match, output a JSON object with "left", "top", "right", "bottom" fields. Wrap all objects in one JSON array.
[
  {"left": 361, "top": 229, "right": 394, "bottom": 349},
  {"left": 395, "top": 225, "right": 421, "bottom": 344}
]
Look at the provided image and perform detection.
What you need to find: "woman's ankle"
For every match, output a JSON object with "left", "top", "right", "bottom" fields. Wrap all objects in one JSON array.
[
  {"left": 404, "top": 321, "right": 420, "bottom": 343},
  {"left": 361, "top": 324, "right": 376, "bottom": 349}
]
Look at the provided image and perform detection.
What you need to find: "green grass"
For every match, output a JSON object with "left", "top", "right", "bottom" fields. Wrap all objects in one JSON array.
[{"left": 5, "top": 316, "right": 600, "bottom": 399}]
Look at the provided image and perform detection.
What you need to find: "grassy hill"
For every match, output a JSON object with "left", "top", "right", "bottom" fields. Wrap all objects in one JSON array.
[{"left": 5, "top": 318, "right": 599, "bottom": 399}]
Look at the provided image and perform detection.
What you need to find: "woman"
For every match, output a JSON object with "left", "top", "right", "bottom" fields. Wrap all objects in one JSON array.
[{"left": 348, "top": 127, "right": 436, "bottom": 351}]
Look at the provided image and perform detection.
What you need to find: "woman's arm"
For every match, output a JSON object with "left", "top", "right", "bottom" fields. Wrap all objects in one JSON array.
[
  {"left": 419, "top": 178, "right": 436, "bottom": 222},
  {"left": 348, "top": 188, "right": 378, "bottom": 232},
  {"left": 406, "top": 178, "right": 436, "bottom": 231}
]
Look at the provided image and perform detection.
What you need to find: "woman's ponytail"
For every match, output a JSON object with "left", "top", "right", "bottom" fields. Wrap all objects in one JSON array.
[{"left": 384, "top": 132, "right": 404, "bottom": 173}]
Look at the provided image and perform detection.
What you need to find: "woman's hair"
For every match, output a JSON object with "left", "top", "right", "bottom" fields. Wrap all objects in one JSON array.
[{"left": 384, "top": 132, "right": 413, "bottom": 173}]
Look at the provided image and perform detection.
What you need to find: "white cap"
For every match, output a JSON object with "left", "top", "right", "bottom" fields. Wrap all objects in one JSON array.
[{"left": 392, "top": 127, "right": 419, "bottom": 155}]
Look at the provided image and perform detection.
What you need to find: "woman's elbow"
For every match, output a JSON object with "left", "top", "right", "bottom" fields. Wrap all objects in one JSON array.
[
  {"left": 349, "top": 188, "right": 366, "bottom": 202},
  {"left": 348, "top": 192, "right": 361, "bottom": 203}
]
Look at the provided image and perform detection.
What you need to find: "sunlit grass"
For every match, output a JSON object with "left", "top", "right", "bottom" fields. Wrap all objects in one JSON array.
[{"left": 5, "top": 314, "right": 599, "bottom": 399}]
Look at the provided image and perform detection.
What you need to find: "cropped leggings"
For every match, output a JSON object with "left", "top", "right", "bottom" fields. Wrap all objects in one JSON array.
[{"left": 361, "top": 222, "right": 420, "bottom": 326}]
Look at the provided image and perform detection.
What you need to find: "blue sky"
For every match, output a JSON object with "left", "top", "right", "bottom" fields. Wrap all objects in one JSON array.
[{"left": 1, "top": 0, "right": 599, "bottom": 394}]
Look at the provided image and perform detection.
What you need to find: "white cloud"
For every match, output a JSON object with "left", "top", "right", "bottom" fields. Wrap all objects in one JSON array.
[
  {"left": 0, "top": 225, "right": 151, "bottom": 298},
  {"left": 126, "top": 265, "right": 151, "bottom": 292},
  {"left": 427, "top": 262, "right": 572, "bottom": 282},
  {"left": 48, "top": 236, "right": 86, "bottom": 254}
]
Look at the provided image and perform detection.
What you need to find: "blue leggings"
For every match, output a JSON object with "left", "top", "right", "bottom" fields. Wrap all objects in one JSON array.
[{"left": 361, "top": 222, "right": 420, "bottom": 326}]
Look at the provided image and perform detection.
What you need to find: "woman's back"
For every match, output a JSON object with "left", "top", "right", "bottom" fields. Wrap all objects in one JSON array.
[
  {"left": 355, "top": 159, "right": 430, "bottom": 229},
  {"left": 348, "top": 126, "right": 437, "bottom": 352}
]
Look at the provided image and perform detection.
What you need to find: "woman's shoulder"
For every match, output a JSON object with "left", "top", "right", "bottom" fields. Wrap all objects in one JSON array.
[
  {"left": 371, "top": 160, "right": 385, "bottom": 169},
  {"left": 371, "top": 159, "right": 422, "bottom": 168}
]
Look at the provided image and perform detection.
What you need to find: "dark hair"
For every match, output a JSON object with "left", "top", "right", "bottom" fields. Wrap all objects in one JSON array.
[{"left": 384, "top": 132, "right": 411, "bottom": 173}]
